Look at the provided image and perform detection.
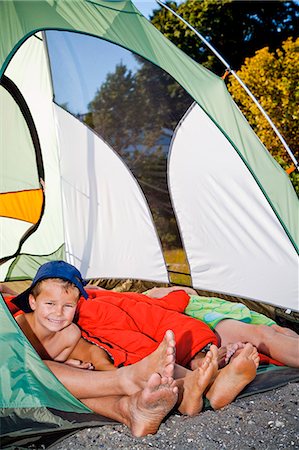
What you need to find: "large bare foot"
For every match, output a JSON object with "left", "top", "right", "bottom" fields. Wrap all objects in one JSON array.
[
  {"left": 206, "top": 343, "right": 259, "bottom": 410},
  {"left": 119, "top": 330, "right": 176, "bottom": 395},
  {"left": 122, "top": 373, "right": 178, "bottom": 437},
  {"left": 178, "top": 345, "right": 219, "bottom": 416}
]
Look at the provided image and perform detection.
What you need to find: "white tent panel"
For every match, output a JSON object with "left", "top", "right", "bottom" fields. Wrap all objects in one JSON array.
[
  {"left": 4, "top": 34, "right": 65, "bottom": 263},
  {"left": 0, "top": 86, "right": 39, "bottom": 193},
  {"left": 169, "top": 104, "right": 299, "bottom": 310},
  {"left": 0, "top": 83, "right": 40, "bottom": 277},
  {"left": 54, "top": 105, "right": 168, "bottom": 282},
  {"left": 0, "top": 259, "right": 16, "bottom": 281},
  {"left": 0, "top": 218, "right": 30, "bottom": 272}
]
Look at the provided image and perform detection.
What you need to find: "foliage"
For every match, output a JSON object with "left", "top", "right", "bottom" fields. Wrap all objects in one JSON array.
[
  {"left": 150, "top": 0, "right": 299, "bottom": 75},
  {"left": 88, "top": 61, "right": 190, "bottom": 154},
  {"left": 164, "top": 248, "right": 191, "bottom": 285},
  {"left": 227, "top": 37, "right": 299, "bottom": 194},
  {"left": 88, "top": 64, "right": 142, "bottom": 154}
]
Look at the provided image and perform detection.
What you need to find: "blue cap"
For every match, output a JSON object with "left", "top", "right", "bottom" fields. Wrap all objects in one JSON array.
[{"left": 12, "top": 260, "right": 88, "bottom": 312}]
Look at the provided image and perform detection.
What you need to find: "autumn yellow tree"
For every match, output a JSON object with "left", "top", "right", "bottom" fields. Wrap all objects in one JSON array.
[{"left": 228, "top": 37, "right": 299, "bottom": 193}]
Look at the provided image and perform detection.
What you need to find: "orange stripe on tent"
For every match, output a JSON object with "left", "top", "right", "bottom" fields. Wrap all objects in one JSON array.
[
  {"left": 0, "top": 189, "right": 43, "bottom": 224},
  {"left": 286, "top": 165, "right": 296, "bottom": 175}
]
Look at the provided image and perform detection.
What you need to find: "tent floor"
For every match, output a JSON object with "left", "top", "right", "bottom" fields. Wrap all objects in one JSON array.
[{"left": 2, "top": 365, "right": 299, "bottom": 449}]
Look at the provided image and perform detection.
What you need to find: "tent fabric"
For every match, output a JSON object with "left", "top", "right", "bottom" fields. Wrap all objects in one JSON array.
[
  {"left": 169, "top": 104, "right": 299, "bottom": 310},
  {"left": 0, "top": 1, "right": 298, "bottom": 253},
  {"left": 5, "top": 246, "right": 66, "bottom": 282},
  {"left": 0, "top": 85, "right": 40, "bottom": 194},
  {"left": 1, "top": 29, "right": 168, "bottom": 283},
  {"left": 54, "top": 105, "right": 168, "bottom": 281},
  {"left": 1, "top": 32, "right": 66, "bottom": 281},
  {"left": 0, "top": 189, "right": 43, "bottom": 224}
]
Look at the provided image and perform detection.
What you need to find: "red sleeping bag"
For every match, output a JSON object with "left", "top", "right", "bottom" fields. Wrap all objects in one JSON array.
[{"left": 76, "top": 289, "right": 218, "bottom": 367}]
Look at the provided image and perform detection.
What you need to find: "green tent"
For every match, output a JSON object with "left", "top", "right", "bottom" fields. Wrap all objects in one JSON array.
[{"left": 1, "top": 1, "right": 298, "bottom": 447}]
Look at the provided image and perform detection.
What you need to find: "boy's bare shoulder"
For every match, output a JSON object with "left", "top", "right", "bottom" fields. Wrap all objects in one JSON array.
[
  {"left": 15, "top": 313, "right": 49, "bottom": 358},
  {"left": 68, "top": 322, "right": 81, "bottom": 339},
  {"left": 61, "top": 322, "right": 81, "bottom": 345},
  {"left": 55, "top": 323, "right": 81, "bottom": 359}
]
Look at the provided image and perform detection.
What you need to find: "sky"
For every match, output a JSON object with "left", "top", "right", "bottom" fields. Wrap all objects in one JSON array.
[
  {"left": 134, "top": 0, "right": 160, "bottom": 18},
  {"left": 46, "top": 1, "right": 181, "bottom": 114}
]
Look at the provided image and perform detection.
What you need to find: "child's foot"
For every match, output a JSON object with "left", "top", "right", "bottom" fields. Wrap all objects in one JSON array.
[
  {"left": 223, "top": 342, "right": 247, "bottom": 367},
  {"left": 124, "top": 373, "right": 178, "bottom": 437},
  {"left": 206, "top": 343, "right": 259, "bottom": 410},
  {"left": 120, "top": 330, "right": 176, "bottom": 395},
  {"left": 190, "top": 343, "right": 245, "bottom": 370},
  {"left": 178, "top": 345, "right": 218, "bottom": 416}
]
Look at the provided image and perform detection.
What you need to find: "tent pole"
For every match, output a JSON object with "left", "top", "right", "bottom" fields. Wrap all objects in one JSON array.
[{"left": 155, "top": 0, "right": 299, "bottom": 171}]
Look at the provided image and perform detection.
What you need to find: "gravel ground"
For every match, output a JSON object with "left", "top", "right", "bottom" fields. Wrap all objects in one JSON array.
[{"left": 53, "top": 382, "right": 299, "bottom": 450}]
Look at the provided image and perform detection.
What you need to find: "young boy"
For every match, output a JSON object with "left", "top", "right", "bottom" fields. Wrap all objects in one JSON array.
[{"left": 13, "top": 265, "right": 109, "bottom": 370}]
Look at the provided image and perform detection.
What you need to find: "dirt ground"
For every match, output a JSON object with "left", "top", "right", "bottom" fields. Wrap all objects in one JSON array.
[{"left": 52, "top": 381, "right": 298, "bottom": 450}]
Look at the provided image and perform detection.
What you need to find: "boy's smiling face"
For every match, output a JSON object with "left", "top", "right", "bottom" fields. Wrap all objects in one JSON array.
[{"left": 28, "top": 279, "right": 79, "bottom": 332}]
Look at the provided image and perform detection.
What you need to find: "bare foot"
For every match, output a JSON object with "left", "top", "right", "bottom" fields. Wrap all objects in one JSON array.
[
  {"left": 223, "top": 342, "right": 246, "bottom": 367},
  {"left": 119, "top": 330, "right": 176, "bottom": 395},
  {"left": 122, "top": 372, "right": 179, "bottom": 437},
  {"left": 178, "top": 345, "right": 219, "bottom": 416},
  {"left": 190, "top": 343, "right": 245, "bottom": 370},
  {"left": 206, "top": 343, "right": 259, "bottom": 410}
]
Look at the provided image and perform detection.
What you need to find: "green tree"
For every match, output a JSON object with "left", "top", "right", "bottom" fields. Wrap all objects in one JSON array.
[
  {"left": 150, "top": 0, "right": 299, "bottom": 75},
  {"left": 227, "top": 37, "right": 299, "bottom": 193},
  {"left": 88, "top": 63, "right": 143, "bottom": 154}
]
